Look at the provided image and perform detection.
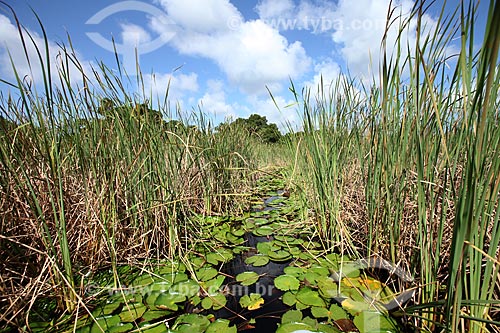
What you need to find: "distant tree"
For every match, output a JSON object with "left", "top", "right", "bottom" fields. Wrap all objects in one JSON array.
[{"left": 217, "top": 114, "right": 282, "bottom": 144}]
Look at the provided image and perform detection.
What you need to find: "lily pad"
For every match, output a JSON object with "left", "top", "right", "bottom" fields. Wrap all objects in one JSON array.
[
  {"left": 89, "top": 315, "right": 121, "bottom": 333},
  {"left": 274, "top": 275, "right": 300, "bottom": 291},
  {"left": 200, "top": 275, "right": 226, "bottom": 294},
  {"left": 253, "top": 225, "right": 274, "bottom": 236},
  {"left": 281, "top": 309, "right": 303, "bottom": 323},
  {"left": 170, "top": 280, "right": 200, "bottom": 298},
  {"left": 153, "top": 292, "right": 186, "bottom": 311},
  {"left": 174, "top": 314, "right": 211, "bottom": 332},
  {"left": 195, "top": 267, "right": 219, "bottom": 281},
  {"left": 341, "top": 298, "right": 372, "bottom": 316},
  {"left": 239, "top": 293, "right": 264, "bottom": 310},
  {"left": 282, "top": 291, "right": 297, "bottom": 306},
  {"left": 118, "top": 303, "right": 147, "bottom": 322},
  {"left": 206, "top": 319, "right": 237, "bottom": 333},
  {"left": 276, "top": 322, "right": 316, "bottom": 333},
  {"left": 141, "top": 310, "right": 172, "bottom": 322},
  {"left": 236, "top": 271, "right": 260, "bottom": 286},
  {"left": 353, "top": 311, "right": 397, "bottom": 333},
  {"left": 268, "top": 250, "right": 292, "bottom": 262},
  {"left": 245, "top": 254, "right": 270, "bottom": 267},
  {"left": 201, "top": 293, "right": 227, "bottom": 310},
  {"left": 108, "top": 322, "right": 134, "bottom": 333},
  {"left": 284, "top": 266, "right": 305, "bottom": 277},
  {"left": 296, "top": 287, "right": 326, "bottom": 307},
  {"left": 91, "top": 302, "right": 121, "bottom": 317}
]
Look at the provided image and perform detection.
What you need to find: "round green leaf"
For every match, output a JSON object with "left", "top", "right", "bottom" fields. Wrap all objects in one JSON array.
[
  {"left": 236, "top": 271, "right": 260, "bottom": 286},
  {"left": 282, "top": 291, "right": 297, "bottom": 306},
  {"left": 245, "top": 254, "right": 270, "bottom": 267},
  {"left": 296, "top": 287, "right": 326, "bottom": 307},
  {"left": 239, "top": 293, "right": 264, "bottom": 310},
  {"left": 253, "top": 226, "right": 274, "bottom": 236},
  {"left": 274, "top": 275, "right": 300, "bottom": 291},
  {"left": 353, "top": 311, "right": 397, "bottom": 333},
  {"left": 195, "top": 267, "right": 218, "bottom": 281},
  {"left": 118, "top": 303, "right": 147, "bottom": 322},
  {"left": 206, "top": 319, "right": 237, "bottom": 333},
  {"left": 276, "top": 322, "right": 315, "bottom": 333},
  {"left": 281, "top": 309, "right": 303, "bottom": 324}
]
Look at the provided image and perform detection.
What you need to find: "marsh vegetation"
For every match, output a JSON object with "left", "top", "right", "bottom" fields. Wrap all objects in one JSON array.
[{"left": 0, "top": 0, "right": 499, "bottom": 332}]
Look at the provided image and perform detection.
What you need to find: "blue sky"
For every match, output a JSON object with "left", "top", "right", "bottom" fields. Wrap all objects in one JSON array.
[{"left": 0, "top": 0, "right": 489, "bottom": 129}]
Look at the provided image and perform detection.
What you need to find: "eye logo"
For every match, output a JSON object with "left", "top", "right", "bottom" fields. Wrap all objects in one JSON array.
[{"left": 85, "top": 1, "right": 176, "bottom": 74}]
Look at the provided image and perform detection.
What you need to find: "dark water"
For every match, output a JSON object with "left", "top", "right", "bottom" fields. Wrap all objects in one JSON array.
[
  {"left": 216, "top": 193, "right": 291, "bottom": 332},
  {"left": 218, "top": 233, "right": 290, "bottom": 332}
]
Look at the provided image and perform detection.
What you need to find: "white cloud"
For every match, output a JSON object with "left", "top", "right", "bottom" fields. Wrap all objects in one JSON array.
[
  {"left": 256, "top": 0, "right": 295, "bottom": 19},
  {"left": 151, "top": 0, "right": 311, "bottom": 95},
  {"left": 247, "top": 94, "right": 300, "bottom": 133},
  {"left": 155, "top": 0, "right": 240, "bottom": 33},
  {"left": 120, "top": 23, "right": 152, "bottom": 46},
  {"left": 0, "top": 14, "right": 94, "bottom": 92},
  {"left": 143, "top": 72, "right": 199, "bottom": 102},
  {"left": 303, "top": 59, "right": 341, "bottom": 90},
  {"left": 198, "top": 79, "right": 237, "bottom": 121}
]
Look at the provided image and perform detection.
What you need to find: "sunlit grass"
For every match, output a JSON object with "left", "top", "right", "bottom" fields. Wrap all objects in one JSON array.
[{"left": 280, "top": 0, "right": 500, "bottom": 331}]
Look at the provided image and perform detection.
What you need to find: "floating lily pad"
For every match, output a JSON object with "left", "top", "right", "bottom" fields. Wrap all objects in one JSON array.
[
  {"left": 174, "top": 314, "right": 211, "bottom": 332},
  {"left": 245, "top": 254, "right": 270, "bottom": 267},
  {"left": 318, "top": 277, "right": 341, "bottom": 299},
  {"left": 118, "top": 303, "right": 147, "bottom": 322},
  {"left": 195, "top": 267, "right": 219, "bottom": 281},
  {"left": 236, "top": 271, "right": 260, "bottom": 286},
  {"left": 107, "top": 322, "right": 134, "bottom": 333},
  {"left": 137, "top": 323, "right": 167, "bottom": 333},
  {"left": 276, "top": 322, "right": 315, "bottom": 333},
  {"left": 341, "top": 298, "right": 372, "bottom": 316},
  {"left": 284, "top": 266, "right": 305, "bottom": 277},
  {"left": 253, "top": 225, "right": 274, "bottom": 236},
  {"left": 353, "top": 311, "right": 397, "bottom": 333},
  {"left": 170, "top": 280, "right": 200, "bottom": 298},
  {"left": 282, "top": 291, "right": 297, "bottom": 306},
  {"left": 254, "top": 217, "right": 270, "bottom": 226},
  {"left": 281, "top": 309, "right": 303, "bottom": 323},
  {"left": 296, "top": 287, "right": 326, "bottom": 307},
  {"left": 206, "top": 319, "right": 237, "bottom": 333},
  {"left": 141, "top": 310, "right": 172, "bottom": 322},
  {"left": 153, "top": 292, "right": 186, "bottom": 311},
  {"left": 92, "top": 302, "right": 121, "bottom": 317},
  {"left": 148, "top": 281, "right": 172, "bottom": 293},
  {"left": 89, "top": 315, "right": 121, "bottom": 333},
  {"left": 274, "top": 275, "right": 300, "bottom": 291},
  {"left": 268, "top": 250, "right": 292, "bottom": 262},
  {"left": 200, "top": 275, "right": 226, "bottom": 294},
  {"left": 201, "top": 293, "right": 227, "bottom": 310},
  {"left": 239, "top": 293, "right": 264, "bottom": 310}
]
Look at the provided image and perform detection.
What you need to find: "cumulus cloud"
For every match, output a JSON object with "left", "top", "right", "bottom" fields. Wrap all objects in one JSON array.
[
  {"left": 0, "top": 14, "right": 94, "bottom": 92},
  {"left": 303, "top": 59, "right": 342, "bottom": 90},
  {"left": 198, "top": 79, "right": 237, "bottom": 120},
  {"left": 155, "top": 0, "right": 240, "bottom": 33},
  {"left": 256, "top": 0, "right": 295, "bottom": 19},
  {"left": 247, "top": 94, "right": 300, "bottom": 132},
  {"left": 143, "top": 72, "right": 199, "bottom": 103},
  {"left": 120, "top": 23, "right": 152, "bottom": 46},
  {"left": 150, "top": 0, "right": 311, "bottom": 95}
]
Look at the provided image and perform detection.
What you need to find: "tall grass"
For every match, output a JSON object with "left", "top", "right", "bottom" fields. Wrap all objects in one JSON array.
[
  {"left": 0, "top": 6, "right": 257, "bottom": 327},
  {"left": 283, "top": 0, "right": 500, "bottom": 331}
]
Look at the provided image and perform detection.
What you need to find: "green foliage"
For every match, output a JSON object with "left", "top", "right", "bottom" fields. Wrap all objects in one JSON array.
[{"left": 217, "top": 113, "right": 282, "bottom": 143}]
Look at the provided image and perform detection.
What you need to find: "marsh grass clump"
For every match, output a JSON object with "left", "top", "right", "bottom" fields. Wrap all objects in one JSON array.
[
  {"left": 0, "top": 7, "right": 259, "bottom": 327},
  {"left": 280, "top": 0, "right": 500, "bottom": 331}
]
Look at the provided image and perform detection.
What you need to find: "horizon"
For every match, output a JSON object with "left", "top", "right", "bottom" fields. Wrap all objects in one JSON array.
[{"left": 0, "top": 0, "right": 489, "bottom": 130}]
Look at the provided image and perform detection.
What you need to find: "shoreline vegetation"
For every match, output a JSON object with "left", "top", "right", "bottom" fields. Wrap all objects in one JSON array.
[{"left": 0, "top": 0, "right": 499, "bottom": 332}]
